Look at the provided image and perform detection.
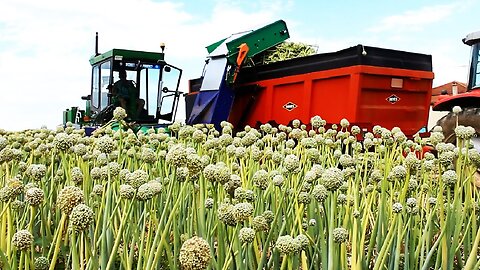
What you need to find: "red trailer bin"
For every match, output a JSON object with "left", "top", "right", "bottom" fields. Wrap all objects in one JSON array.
[{"left": 231, "top": 45, "right": 434, "bottom": 137}]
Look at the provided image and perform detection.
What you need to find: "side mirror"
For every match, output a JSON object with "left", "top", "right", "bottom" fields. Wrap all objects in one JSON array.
[
  {"left": 81, "top": 95, "right": 91, "bottom": 100},
  {"left": 164, "top": 66, "right": 171, "bottom": 72}
]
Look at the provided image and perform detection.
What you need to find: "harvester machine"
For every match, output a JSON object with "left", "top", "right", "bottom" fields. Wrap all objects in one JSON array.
[
  {"left": 432, "top": 31, "right": 480, "bottom": 148},
  {"left": 185, "top": 20, "right": 290, "bottom": 129}
]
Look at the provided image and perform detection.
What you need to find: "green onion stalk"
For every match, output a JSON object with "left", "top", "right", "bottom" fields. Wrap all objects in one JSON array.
[{"left": 0, "top": 115, "right": 479, "bottom": 269}]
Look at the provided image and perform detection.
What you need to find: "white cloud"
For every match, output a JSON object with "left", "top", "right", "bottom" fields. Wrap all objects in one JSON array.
[
  {"left": 0, "top": 0, "right": 290, "bottom": 131},
  {"left": 430, "top": 44, "right": 470, "bottom": 86},
  {"left": 368, "top": 4, "right": 458, "bottom": 33}
]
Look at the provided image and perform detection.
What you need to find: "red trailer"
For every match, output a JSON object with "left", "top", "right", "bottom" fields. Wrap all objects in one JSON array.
[{"left": 225, "top": 45, "right": 434, "bottom": 137}]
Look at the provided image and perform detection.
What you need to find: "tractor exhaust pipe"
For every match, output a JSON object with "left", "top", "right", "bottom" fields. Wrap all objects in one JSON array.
[{"left": 95, "top": 32, "right": 99, "bottom": 56}]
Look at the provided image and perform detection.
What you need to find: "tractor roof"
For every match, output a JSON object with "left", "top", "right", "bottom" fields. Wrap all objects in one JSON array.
[
  {"left": 89, "top": 49, "right": 165, "bottom": 65},
  {"left": 463, "top": 31, "right": 480, "bottom": 46}
]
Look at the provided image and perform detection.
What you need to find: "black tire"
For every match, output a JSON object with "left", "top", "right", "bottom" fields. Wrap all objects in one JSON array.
[{"left": 435, "top": 107, "right": 480, "bottom": 144}]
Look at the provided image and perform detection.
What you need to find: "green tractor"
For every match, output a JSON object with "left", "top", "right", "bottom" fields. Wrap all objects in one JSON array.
[{"left": 63, "top": 33, "right": 182, "bottom": 134}]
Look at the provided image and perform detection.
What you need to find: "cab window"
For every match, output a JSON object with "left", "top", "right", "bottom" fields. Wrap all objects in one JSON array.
[
  {"left": 100, "top": 61, "right": 111, "bottom": 110},
  {"left": 139, "top": 66, "right": 161, "bottom": 115},
  {"left": 471, "top": 44, "right": 480, "bottom": 89}
]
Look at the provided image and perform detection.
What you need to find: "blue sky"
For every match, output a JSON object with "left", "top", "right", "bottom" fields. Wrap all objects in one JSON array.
[{"left": 0, "top": 0, "right": 478, "bottom": 131}]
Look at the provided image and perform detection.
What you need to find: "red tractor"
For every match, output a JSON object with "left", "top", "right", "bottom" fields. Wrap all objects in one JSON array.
[{"left": 433, "top": 31, "right": 480, "bottom": 148}]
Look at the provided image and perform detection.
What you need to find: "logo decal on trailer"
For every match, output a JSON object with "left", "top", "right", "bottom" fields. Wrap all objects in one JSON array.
[
  {"left": 387, "top": 95, "right": 400, "bottom": 104},
  {"left": 283, "top": 102, "right": 298, "bottom": 111}
]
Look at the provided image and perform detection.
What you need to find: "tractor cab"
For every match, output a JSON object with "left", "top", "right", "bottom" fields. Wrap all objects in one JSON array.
[
  {"left": 64, "top": 45, "right": 182, "bottom": 128},
  {"left": 464, "top": 31, "right": 480, "bottom": 91}
]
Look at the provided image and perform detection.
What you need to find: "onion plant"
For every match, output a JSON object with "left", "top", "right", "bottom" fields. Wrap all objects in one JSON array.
[{"left": 0, "top": 108, "right": 479, "bottom": 269}]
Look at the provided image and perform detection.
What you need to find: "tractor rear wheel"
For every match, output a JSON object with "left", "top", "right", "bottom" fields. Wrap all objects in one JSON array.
[{"left": 435, "top": 107, "right": 480, "bottom": 149}]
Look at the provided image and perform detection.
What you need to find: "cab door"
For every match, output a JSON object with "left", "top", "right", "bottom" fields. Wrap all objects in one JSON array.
[
  {"left": 91, "top": 60, "right": 113, "bottom": 114},
  {"left": 157, "top": 64, "right": 182, "bottom": 122}
]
